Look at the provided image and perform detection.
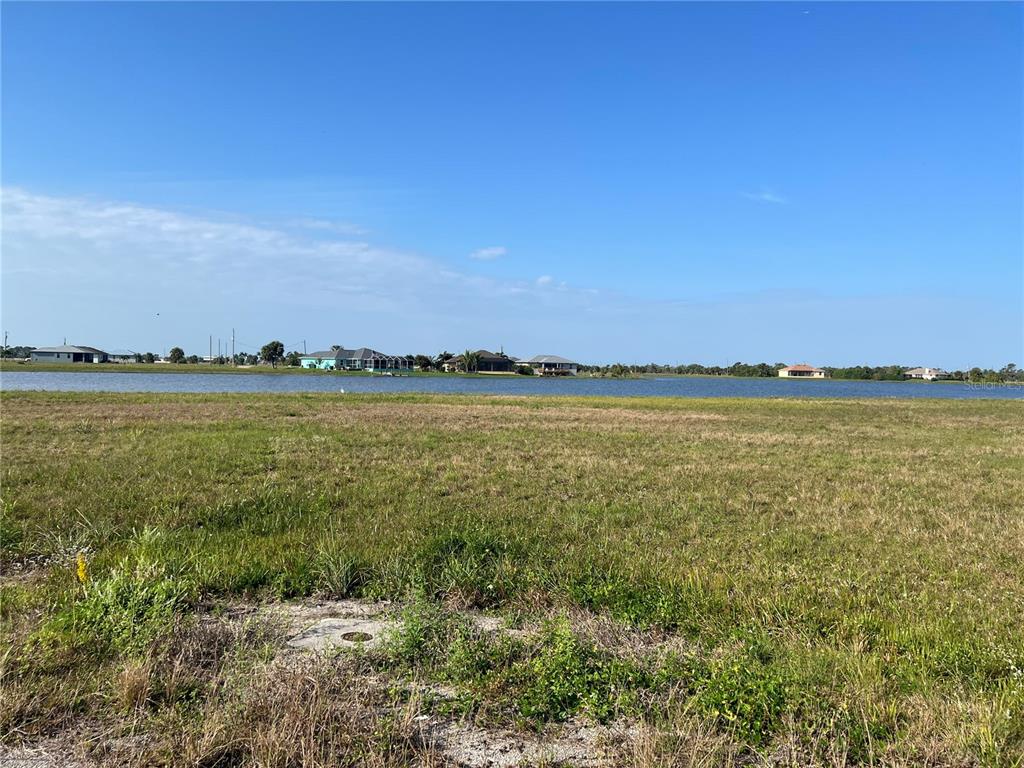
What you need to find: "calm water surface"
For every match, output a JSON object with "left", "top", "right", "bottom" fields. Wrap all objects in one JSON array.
[{"left": 2, "top": 371, "right": 1022, "bottom": 399}]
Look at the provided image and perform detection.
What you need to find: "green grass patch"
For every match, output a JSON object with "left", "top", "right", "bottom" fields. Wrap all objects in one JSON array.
[
  {"left": 2, "top": 391, "right": 1022, "bottom": 760},
  {"left": 34, "top": 533, "right": 195, "bottom": 659}
]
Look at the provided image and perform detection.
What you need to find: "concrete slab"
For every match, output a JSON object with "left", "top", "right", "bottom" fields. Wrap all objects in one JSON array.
[
  {"left": 286, "top": 616, "right": 393, "bottom": 651},
  {"left": 424, "top": 718, "right": 635, "bottom": 767}
]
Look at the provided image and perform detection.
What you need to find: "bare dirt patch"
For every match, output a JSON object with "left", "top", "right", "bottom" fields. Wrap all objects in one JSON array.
[
  {"left": 422, "top": 717, "right": 637, "bottom": 768},
  {"left": 264, "top": 598, "right": 649, "bottom": 766},
  {"left": 273, "top": 599, "right": 513, "bottom": 655}
]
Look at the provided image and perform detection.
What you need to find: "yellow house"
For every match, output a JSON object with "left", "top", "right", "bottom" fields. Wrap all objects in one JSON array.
[{"left": 778, "top": 364, "right": 827, "bottom": 378}]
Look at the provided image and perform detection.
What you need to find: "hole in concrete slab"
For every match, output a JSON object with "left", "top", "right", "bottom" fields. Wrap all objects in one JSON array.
[{"left": 341, "top": 631, "right": 373, "bottom": 642}]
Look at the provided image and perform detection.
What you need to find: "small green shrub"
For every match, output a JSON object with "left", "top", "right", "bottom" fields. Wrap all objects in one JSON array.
[
  {"left": 513, "top": 620, "right": 650, "bottom": 723},
  {"left": 567, "top": 569, "right": 729, "bottom": 633},
  {"left": 270, "top": 566, "right": 316, "bottom": 599},
  {"left": 445, "top": 626, "right": 521, "bottom": 684},
  {"left": 692, "top": 640, "right": 789, "bottom": 746},
  {"left": 382, "top": 600, "right": 522, "bottom": 697},
  {"left": 384, "top": 600, "right": 474, "bottom": 670},
  {"left": 38, "top": 556, "right": 193, "bottom": 658}
]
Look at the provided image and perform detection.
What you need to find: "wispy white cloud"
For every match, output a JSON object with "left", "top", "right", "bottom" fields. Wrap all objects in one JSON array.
[
  {"left": 3, "top": 186, "right": 992, "bottom": 365},
  {"left": 741, "top": 188, "right": 789, "bottom": 205},
  {"left": 469, "top": 245, "right": 507, "bottom": 261},
  {"left": 287, "top": 217, "right": 368, "bottom": 236},
  {"left": 0, "top": 188, "right": 596, "bottom": 317}
]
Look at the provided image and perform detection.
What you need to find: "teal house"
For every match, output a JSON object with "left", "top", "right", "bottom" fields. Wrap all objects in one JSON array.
[{"left": 300, "top": 347, "right": 412, "bottom": 372}]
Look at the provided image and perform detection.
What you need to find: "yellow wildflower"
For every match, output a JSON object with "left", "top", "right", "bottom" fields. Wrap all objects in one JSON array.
[{"left": 76, "top": 552, "right": 89, "bottom": 584}]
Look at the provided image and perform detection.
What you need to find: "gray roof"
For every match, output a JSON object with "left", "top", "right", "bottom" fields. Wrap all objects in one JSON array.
[
  {"left": 303, "top": 347, "right": 401, "bottom": 360},
  {"left": 33, "top": 345, "right": 108, "bottom": 354},
  {"left": 524, "top": 355, "right": 577, "bottom": 365},
  {"left": 905, "top": 367, "right": 948, "bottom": 375},
  {"left": 304, "top": 349, "right": 343, "bottom": 359}
]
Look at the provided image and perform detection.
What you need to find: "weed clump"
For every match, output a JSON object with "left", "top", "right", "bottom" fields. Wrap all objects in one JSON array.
[
  {"left": 313, "top": 547, "right": 370, "bottom": 599},
  {"left": 37, "top": 554, "right": 193, "bottom": 658},
  {"left": 383, "top": 600, "right": 475, "bottom": 671},
  {"left": 383, "top": 603, "right": 656, "bottom": 726},
  {"left": 0, "top": 504, "right": 23, "bottom": 555},
  {"left": 689, "top": 643, "right": 789, "bottom": 746},
  {"left": 513, "top": 619, "right": 651, "bottom": 723},
  {"left": 413, "top": 530, "right": 528, "bottom": 607}
]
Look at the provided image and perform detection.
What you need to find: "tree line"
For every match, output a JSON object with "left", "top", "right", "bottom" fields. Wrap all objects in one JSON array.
[{"left": 579, "top": 361, "right": 1024, "bottom": 382}]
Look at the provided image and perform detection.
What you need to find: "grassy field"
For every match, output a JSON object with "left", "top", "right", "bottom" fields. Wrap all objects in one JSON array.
[{"left": 1, "top": 391, "right": 1022, "bottom": 766}]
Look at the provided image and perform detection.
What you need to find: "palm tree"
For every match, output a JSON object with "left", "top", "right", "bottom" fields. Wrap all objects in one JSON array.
[{"left": 460, "top": 349, "right": 480, "bottom": 373}]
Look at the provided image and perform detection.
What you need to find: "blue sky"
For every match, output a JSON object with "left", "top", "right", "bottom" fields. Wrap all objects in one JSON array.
[{"left": 2, "top": 1, "right": 1021, "bottom": 367}]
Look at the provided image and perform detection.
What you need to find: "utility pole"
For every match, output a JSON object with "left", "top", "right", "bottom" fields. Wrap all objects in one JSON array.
[
  {"left": 231, "top": 328, "right": 235, "bottom": 363},
  {"left": 209, "top": 335, "right": 212, "bottom": 362},
  {"left": 303, "top": 340, "right": 307, "bottom": 354}
]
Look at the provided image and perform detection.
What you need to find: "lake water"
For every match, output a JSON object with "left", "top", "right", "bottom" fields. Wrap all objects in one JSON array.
[{"left": 2, "top": 371, "right": 1022, "bottom": 399}]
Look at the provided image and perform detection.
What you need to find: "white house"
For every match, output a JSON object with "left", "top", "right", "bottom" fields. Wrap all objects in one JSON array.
[
  {"left": 30, "top": 345, "right": 109, "bottom": 364},
  {"left": 525, "top": 355, "right": 578, "bottom": 376},
  {"left": 778, "top": 364, "right": 827, "bottom": 379},
  {"left": 904, "top": 367, "right": 949, "bottom": 381}
]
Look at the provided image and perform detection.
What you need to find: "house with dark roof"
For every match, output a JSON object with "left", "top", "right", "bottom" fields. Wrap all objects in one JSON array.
[
  {"left": 438, "top": 350, "right": 519, "bottom": 372},
  {"left": 476, "top": 350, "right": 518, "bottom": 372},
  {"left": 300, "top": 346, "right": 411, "bottom": 372},
  {"left": 778, "top": 364, "right": 827, "bottom": 379},
  {"left": 524, "top": 355, "right": 578, "bottom": 376},
  {"left": 30, "top": 345, "right": 109, "bottom": 364}
]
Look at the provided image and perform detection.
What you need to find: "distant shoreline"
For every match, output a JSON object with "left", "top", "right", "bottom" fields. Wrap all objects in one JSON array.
[
  {"left": 0, "top": 361, "right": 470, "bottom": 377},
  {"left": 3, "top": 361, "right": 1021, "bottom": 385}
]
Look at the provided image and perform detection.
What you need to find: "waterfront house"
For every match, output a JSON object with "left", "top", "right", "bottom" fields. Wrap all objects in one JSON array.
[
  {"left": 904, "top": 367, "right": 949, "bottom": 381},
  {"left": 30, "top": 345, "right": 109, "bottom": 364},
  {"left": 438, "top": 351, "right": 516, "bottom": 372},
  {"left": 300, "top": 347, "right": 411, "bottom": 372},
  {"left": 107, "top": 349, "right": 139, "bottom": 363},
  {"left": 525, "top": 355, "right": 579, "bottom": 376},
  {"left": 778, "top": 364, "right": 827, "bottom": 379},
  {"left": 473, "top": 350, "right": 518, "bottom": 372}
]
